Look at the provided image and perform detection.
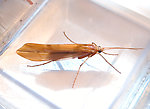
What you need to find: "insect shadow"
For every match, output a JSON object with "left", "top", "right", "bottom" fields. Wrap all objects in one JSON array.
[{"left": 35, "top": 70, "right": 114, "bottom": 90}]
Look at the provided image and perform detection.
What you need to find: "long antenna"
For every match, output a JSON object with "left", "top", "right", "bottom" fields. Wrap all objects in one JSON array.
[{"left": 102, "top": 47, "right": 143, "bottom": 50}]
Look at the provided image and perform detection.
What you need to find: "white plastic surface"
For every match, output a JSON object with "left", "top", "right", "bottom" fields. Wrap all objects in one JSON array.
[{"left": 0, "top": 0, "right": 150, "bottom": 109}]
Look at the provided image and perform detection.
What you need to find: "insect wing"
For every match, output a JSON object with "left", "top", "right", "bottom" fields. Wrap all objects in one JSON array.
[{"left": 16, "top": 43, "right": 95, "bottom": 61}]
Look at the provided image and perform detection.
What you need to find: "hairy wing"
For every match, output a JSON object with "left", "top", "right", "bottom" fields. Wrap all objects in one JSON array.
[{"left": 16, "top": 43, "right": 95, "bottom": 61}]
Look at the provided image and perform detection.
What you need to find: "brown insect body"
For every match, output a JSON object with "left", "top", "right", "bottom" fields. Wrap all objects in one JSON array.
[
  {"left": 16, "top": 32, "right": 142, "bottom": 88},
  {"left": 16, "top": 43, "right": 99, "bottom": 61}
]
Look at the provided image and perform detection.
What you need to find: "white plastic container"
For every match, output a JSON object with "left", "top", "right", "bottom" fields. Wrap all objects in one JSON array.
[{"left": 0, "top": 0, "right": 150, "bottom": 109}]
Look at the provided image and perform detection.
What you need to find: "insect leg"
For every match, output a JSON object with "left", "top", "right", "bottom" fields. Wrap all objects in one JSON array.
[
  {"left": 98, "top": 53, "right": 121, "bottom": 74},
  {"left": 63, "top": 32, "right": 78, "bottom": 44},
  {"left": 27, "top": 60, "right": 53, "bottom": 67},
  {"left": 92, "top": 42, "right": 97, "bottom": 46},
  {"left": 72, "top": 55, "right": 93, "bottom": 88}
]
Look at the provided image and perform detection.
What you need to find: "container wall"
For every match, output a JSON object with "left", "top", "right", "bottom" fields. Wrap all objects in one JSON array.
[{"left": 0, "top": 0, "right": 150, "bottom": 109}]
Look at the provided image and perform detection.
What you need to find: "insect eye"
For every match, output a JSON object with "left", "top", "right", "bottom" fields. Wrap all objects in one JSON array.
[{"left": 98, "top": 50, "right": 102, "bottom": 53}]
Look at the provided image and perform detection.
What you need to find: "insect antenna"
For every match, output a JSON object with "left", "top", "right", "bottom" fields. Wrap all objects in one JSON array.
[
  {"left": 102, "top": 47, "right": 143, "bottom": 51},
  {"left": 102, "top": 51, "right": 119, "bottom": 56},
  {"left": 63, "top": 32, "right": 78, "bottom": 44},
  {"left": 99, "top": 47, "right": 143, "bottom": 73}
]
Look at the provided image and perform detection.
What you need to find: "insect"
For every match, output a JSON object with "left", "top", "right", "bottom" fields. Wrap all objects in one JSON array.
[{"left": 16, "top": 32, "right": 142, "bottom": 88}]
